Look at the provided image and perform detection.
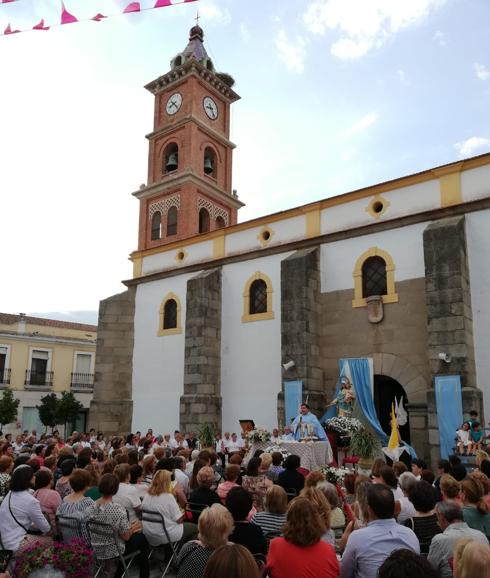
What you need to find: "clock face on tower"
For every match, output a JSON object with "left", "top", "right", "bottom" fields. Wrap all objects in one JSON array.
[
  {"left": 166, "top": 92, "right": 182, "bottom": 115},
  {"left": 203, "top": 96, "right": 218, "bottom": 120}
]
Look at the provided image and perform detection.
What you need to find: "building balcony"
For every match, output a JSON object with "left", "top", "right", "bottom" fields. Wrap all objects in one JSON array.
[
  {"left": 70, "top": 372, "right": 94, "bottom": 392},
  {"left": 25, "top": 369, "right": 54, "bottom": 389},
  {"left": 0, "top": 368, "right": 11, "bottom": 387}
]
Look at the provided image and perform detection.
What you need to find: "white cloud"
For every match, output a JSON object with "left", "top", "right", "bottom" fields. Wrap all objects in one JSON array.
[
  {"left": 199, "top": 0, "right": 231, "bottom": 26},
  {"left": 304, "top": 0, "right": 446, "bottom": 59},
  {"left": 239, "top": 22, "right": 251, "bottom": 42},
  {"left": 345, "top": 112, "right": 378, "bottom": 136},
  {"left": 454, "top": 137, "right": 490, "bottom": 157},
  {"left": 396, "top": 68, "right": 410, "bottom": 85},
  {"left": 433, "top": 30, "right": 446, "bottom": 46},
  {"left": 275, "top": 30, "right": 306, "bottom": 74},
  {"left": 474, "top": 62, "right": 490, "bottom": 81}
]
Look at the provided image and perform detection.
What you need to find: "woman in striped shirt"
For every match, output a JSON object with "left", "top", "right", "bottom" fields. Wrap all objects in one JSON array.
[{"left": 251, "top": 485, "right": 287, "bottom": 538}]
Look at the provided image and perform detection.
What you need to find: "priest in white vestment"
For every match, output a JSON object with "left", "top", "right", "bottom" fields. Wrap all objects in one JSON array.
[{"left": 291, "top": 403, "right": 328, "bottom": 440}]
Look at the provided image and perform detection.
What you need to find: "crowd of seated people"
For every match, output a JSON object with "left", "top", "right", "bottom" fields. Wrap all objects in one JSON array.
[{"left": 0, "top": 427, "right": 489, "bottom": 578}]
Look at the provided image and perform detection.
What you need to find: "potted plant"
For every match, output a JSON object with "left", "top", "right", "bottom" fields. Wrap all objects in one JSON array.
[
  {"left": 350, "top": 427, "right": 380, "bottom": 470},
  {"left": 198, "top": 423, "right": 216, "bottom": 451},
  {"left": 13, "top": 538, "right": 93, "bottom": 578}
]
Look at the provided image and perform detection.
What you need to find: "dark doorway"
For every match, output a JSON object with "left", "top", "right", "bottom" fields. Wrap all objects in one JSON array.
[{"left": 373, "top": 374, "right": 411, "bottom": 444}]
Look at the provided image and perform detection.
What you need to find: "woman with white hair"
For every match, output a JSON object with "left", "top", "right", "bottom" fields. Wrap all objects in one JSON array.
[
  {"left": 397, "top": 471, "right": 417, "bottom": 524},
  {"left": 176, "top": 504, "right": 234, "bottom": 578}
]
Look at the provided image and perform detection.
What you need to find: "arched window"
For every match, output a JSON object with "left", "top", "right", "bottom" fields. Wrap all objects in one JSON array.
[
  {"left": 352, "top": 247, "right": 398, "bottom": 308},
  {"left": 249, "top": 279, "right": 267, "bottom": 314},
  {"left": 163, "top": 143, "right": 178, "bottom": 174},
  {"left": 203, "top": 147, "right": 216, "bottom": 178},
  {"left": 158, "top": 293, "right": 182, "bottom": 336},
  {"left": 151, "top": 211, "right": 161, "bottom": 240},
  {"left": 215, "top": 216, "right": 225, "bottom": 229},
  {"left": 362, "top": 256, "right": 387, "bottom": 298},
  {"left": 242, "top": 272, "right": 274, "bottom": 322},
  {"left": 199, "top": 208, "right": 210, "bottom": 233},
  {"left": 163, "top": 299, "right": 177, "bottom": 329},
  {"left": 167, "top": 206, "right": 178, "bottom": 236}
]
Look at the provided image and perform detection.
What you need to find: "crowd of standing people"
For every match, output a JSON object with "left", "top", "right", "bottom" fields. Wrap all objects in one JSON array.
[{"left": 0, "top": 427, "right": 489, "bottom": 578}]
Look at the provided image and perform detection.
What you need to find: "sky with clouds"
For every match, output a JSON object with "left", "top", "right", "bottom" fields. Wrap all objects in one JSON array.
[{"left": 1, "top": 0, "right": 489, "bottom": 321}]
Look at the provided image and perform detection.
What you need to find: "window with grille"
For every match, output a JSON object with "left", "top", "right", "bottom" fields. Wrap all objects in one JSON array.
[
  {"left": 163, "top": 299, "right": 178, "bottom": 329},
  {"left": 249, "top": 279, "right": 268, "bottom": 314},
  {"left": 362, "top": 256, "right": 387, "bottom": 297},
  {"left": 151, "top": 211, "right": 161, "bottom": 240},
  {"left": 167, "top": 206, "right": 178, "bottom": 236},
  {"left": 199, "top": 208, "right": 210, "bottom": 233}
]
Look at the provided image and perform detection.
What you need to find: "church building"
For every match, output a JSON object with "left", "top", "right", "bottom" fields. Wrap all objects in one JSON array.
[{"left": 89, "top": 25, "right": 490, "bottom": 465}]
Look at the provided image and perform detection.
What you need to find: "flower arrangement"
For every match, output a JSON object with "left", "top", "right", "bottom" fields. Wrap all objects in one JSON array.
[
  {"left": 324, "top": 416, "right": 363, "bottom": 434},
  {"left": 263, "top": 444, "right": 291, "bottom": 460},
  {"left": 320, "top": 465, "right": 352, "bottom": 486},
  {"left": 14, "top": 538, "right": 93, "bottom": 578},
  {"left": 247, "top": 427, "right": 271, "bottom": 443}
]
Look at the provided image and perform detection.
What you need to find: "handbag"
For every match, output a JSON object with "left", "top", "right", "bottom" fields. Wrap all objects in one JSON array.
[{"left": 8, "top": 492, "right": 42, "bottom": 535}]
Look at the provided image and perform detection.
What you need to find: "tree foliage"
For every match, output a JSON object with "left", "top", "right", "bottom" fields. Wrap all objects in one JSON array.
[
  {"left": 56, "top": 391, "right": 83, "bottom": 431},
  {"left": 0, "top": 388, "right": 20, "bottom": 431},
  {"left": 37, "top": 393, "right": 59, "bottom": 431}
]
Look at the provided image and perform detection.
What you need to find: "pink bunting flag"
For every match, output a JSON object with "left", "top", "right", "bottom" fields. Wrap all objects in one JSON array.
[
  {"left": 33, "top": 19, "right": 50, "bottom": 31},
  {"left": 61, "top": 1, "right": 78, "bottom": 25},
  {"left": 1, "top": 0, "right": 17, "bottom": 4},
  {"left": 123, "top": 2, "right": 140, "bottom": 13},
  {"left": 91, "top": 13, "right": 107, "bottom": 22},
  {"left": 154, "top": 0, "right": 171, "bottom": 7},
  {"left": 4, "top": 23, "right": 20, "bottom": 34}
]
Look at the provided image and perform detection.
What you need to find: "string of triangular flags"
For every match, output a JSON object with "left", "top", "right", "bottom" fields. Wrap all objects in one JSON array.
[{"left": 2, "top": 0, "right": 197, "bottom": 36}]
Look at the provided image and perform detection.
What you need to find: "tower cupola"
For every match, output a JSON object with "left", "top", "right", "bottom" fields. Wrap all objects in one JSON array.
[{"left": 170, "top": 25, "right": 214, "bottom": 72}]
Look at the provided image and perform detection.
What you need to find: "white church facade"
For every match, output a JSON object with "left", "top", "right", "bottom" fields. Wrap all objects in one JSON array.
[{"left": 89, "top": 26, "right": 490, "bottom": 465}]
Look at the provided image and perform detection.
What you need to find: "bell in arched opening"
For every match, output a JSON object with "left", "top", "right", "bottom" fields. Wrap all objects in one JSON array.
[
  {"left": 166, "top": 151, "right": 178, "bottom": 172},
  {"left": 203, "top": 155, "right": 214, "bottom": 175}
]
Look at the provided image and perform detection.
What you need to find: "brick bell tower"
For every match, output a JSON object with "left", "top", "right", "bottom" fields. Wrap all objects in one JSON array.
[{"left": 134, "top": 25, "right": 244, "bottom": 251}]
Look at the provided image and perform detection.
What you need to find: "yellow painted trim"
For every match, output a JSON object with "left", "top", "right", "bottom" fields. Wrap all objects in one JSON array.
[
  {"left": 352, "top": 246, "right": 398, "bottom": 308},
  {"left": 257, "top": 226, "right": 274, "bottom": 247},
  {"left": 439, "top": 171, "right": 462, "bottom": 208},
  {"left": 365, "top": 194, "right": 390, "bottom": 220},
  {"left": 241, "top": 271, "right": 275, "bottom": 323},
  {"left": 212, "top": 232, "right": 225, "bottom": 259},
  {"left": 129, "top": 153, "right": 490, "bottom": 267},
  {"left": 132, "top": 256, "right": 142, "bottom": 278},
  {"left": 305, "top": 208, "right": 321, "bottom": 237},
  {"left": 158, "top": 292, "right": 183, "bottom": 336}
]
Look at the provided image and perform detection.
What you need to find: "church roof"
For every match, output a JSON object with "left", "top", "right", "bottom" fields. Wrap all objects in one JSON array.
[
  {"left": 181, "top": 25, "right": 209, "bottom": 64},
  {"left": 0, "top": 312, "right": 97, "bottom": 333}
]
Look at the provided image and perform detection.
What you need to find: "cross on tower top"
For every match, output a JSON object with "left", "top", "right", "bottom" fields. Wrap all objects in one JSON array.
[{"left": 194, "top": 11, "right": 200, "bottom": 26}]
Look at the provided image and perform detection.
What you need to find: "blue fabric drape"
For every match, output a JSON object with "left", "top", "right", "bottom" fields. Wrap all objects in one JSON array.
[
  {"left": 435, "top": 375, "right": 463, "bottom": 459},
  {"left": 284, "top": 381, "right": 302, "bottom": 426},
  {"left": 347, "top": 358, "right": 389, "bottom": 445}
]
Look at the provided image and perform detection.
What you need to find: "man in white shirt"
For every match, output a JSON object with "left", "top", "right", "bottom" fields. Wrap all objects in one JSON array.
[
  {"left": 170, "top": 432, "right": 188, "bottom": 452},
  {"left": 428, "top": 500, "right": 488, "bottom": 578},
  {"left": 340, "top": 484, "right": 419, "bottom": 578},
  {"left": 223, "top": 432, "right": 231, "bottom": 450},
  {"left": 281, "top": 426, "right": 294, "bottom": 441},
  {"left": 270, "top": 428, "right": 281, "bottom": 444},
  {"left": 226, "top": 433, "right": 242, "bottom": 455},
  {"left": 113, "top": 464, "right": 141, "bottom": 523},
  {"left": 173, "top": 456, "right": 190, "bottom": 495}
]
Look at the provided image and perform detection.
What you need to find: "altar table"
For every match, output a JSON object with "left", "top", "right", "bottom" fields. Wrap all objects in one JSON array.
[{"left": 246, "top": 440, "right": 333, "bottom": 470}]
